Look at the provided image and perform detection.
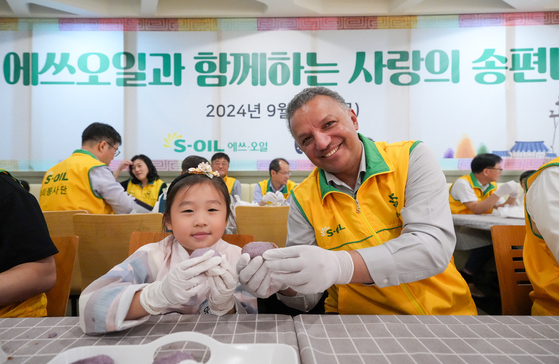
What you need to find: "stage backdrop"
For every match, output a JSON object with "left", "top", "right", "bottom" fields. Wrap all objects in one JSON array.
[{"left": 1, "top": 14, "right": 559, "bottom": 173}]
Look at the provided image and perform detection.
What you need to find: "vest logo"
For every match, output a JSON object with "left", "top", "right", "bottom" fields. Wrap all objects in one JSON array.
[
  {"left": 388, "top": 193, "right": 398, "bottom": 207},
  {"left": 44, "top": 172, "right": 69, "bottom": 184},
  {"left": 164, "top": 132, "right": 225, "bottom": 153},
  {"left": 320, "top": 224, "right": 346, "bottom": 237},
  {"left": 164, "top": 132, "right": 185, "bottom": 152}
]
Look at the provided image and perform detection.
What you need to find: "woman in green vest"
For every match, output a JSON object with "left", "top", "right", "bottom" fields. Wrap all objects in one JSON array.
[{"left": 120, "top": 154, "right": 167, "bottom": 208}]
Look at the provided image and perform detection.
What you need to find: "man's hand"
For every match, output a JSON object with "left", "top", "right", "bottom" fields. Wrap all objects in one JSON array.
[
  {"left": 140, "top": 250, "right": 221, "bottom": 314},
  {"left": 236, "top": 254, "right": 286, "bottom": 298},
  {"left": 495, "top": 180, "right": 520, "bottom": 198},
  {"left": 264, "top": 245, "right": 354, "bottom": 294}
]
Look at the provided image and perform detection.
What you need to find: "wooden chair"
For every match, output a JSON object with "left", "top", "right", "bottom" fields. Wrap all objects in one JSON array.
[
  {"left": 43, "top": 210, "right": 89, "bottom": 236},
  {"left": 128, "top": 232, "right": 255, "bottom": 255},
  {"left": 73, "top": 213, "right": 164, "bottom": 290},
  {"left": 235, "top": 206, "right": 289, "bottom": 247},
  {"left": 42, "top": 210, "right": 88, "bottom": 314},
  {"left": 222, "top": 234, "right": 255, "bottom": 248},
  {"left": 129, "top": 231, "right": 171, "bottom": 255},
  {"left": 45, "top": 235, "right": 79, "bottom": 317},
  {"left": 490, "top": 225, "right": 533, "bottom": 315}
]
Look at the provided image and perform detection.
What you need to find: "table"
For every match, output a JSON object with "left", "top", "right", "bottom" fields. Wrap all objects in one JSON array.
[
  {"left": 0, "top": 314, "right": 297, "bottom": 364},
  {"left": 452, "top": 214, "right": 525, "bottom": 250},
  {"left": 295, "top": 315, "right": 559, "bottom": 364}
]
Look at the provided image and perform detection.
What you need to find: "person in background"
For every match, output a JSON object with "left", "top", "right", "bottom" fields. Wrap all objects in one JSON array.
[
  {"left": 79, "top": 163, "right": 253, "bottom": 334},
  {"left": 449, "top": 153, "right": 520, "bottom": 298},
  {"left": 515, "top": 170, "right": 536, "bottom": 206},
  {"left": 238, "top": 86, "right": 476, "bottom": 315},
  {"left": 39, "top": 122, "right": 151, "bottom": 214},
  {"left": 523, "top": 157, "right": 559, "bottom": 316},
  {"left": 253, "top": 158, "right": 297, "bottom": 205},
  {"left": 211, "top": 152, "right": 242, "bottom": 199},
  {"left": 152, "top": 155, "right": 208, "bottom": 213},
  {"left": 0, "top": 169, "right": 58, "bottom": 317},
  {"left": 116, "top": 154, "right": 167, "bottom": 208}
]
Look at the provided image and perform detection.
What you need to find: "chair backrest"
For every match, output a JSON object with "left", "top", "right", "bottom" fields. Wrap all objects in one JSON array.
[
  {"left": 490, "top": 225, "right": 533, "bottom": 315},
  {"left": 42, "top": 210, "right": 88, "bottom": 297},
  {"left": 45, "top": 235, "right": 79, "bottom": 317},
  {"left": 235, "top": 206, "right": 289, "bottom": 247},
  {"left": 43, "top": 210, "right": 89, "bottom": 236},
  {"left": 129, "top": 231, "right": 171, "bottom": 256},
  {"left": 73, "top": 213, "right": 164, "bottom": 289},
  {"left": 222, "top": 234, "right": 255, "bottom": 248}
]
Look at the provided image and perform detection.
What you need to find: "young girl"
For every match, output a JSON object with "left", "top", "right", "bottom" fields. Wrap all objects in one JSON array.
[
  {"left": 118, "top": 154, "right": 167, "bottom": 207},
  {"left": 79, "top": 163, "right": 254, "bottom": 335}
]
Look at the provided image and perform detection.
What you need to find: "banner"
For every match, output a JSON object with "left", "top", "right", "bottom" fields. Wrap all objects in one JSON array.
[{"left": 1, "top": 14, "right": 558, "bottom": 172}]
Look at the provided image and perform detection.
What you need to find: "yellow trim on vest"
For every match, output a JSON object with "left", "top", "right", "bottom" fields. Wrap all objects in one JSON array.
[{"left": 223, "top": 176, "right": 236, "bottom": 194}]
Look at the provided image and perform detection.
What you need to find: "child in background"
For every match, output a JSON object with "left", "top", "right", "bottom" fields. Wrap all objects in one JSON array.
[{"left": 79, "top": 162, "right": 253, "bottom": 335}]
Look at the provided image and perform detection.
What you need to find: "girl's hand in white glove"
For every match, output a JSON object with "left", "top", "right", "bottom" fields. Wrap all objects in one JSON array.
[
  {"left": 139, "top": 250, "right": 222, "bottom": 314},
  {"left": 206, "top": 258, "right": 237, "bottom": 315}
]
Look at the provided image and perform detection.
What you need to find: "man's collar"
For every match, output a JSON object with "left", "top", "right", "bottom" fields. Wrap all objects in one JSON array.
[
  {"left": 73, "top": 149, "right": 100, "bottom": 161},
  {"left": 317, "top": 134, "right": 393, "bottom": 199},
  {"left": 267, "top": 179, "right": 287, "bottom": 194}
]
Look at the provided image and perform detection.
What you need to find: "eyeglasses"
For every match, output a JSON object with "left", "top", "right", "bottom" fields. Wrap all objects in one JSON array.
[
  {"left": 488, "top": 168, "right": 503, "bottom": 172},
  {"left": 278, "top": 171, "right": 292, "bottom": 176},
  {"left": 105, "top": 141, "right": 121, "bottom": 157}
]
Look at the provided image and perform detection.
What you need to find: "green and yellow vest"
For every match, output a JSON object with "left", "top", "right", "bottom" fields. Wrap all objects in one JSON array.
[
  {"left": 449, "top": 173, "right": 496, "bottom": 214},
  {"left": 524, "top": 157, "right": 559, "bottom": 316},
  {"left": 222, "top": 175, "right": 237, "bottom": 195},
  {"left": 292, "top": 137, "right": 476, "bottom": 315},
  {"left": 125, "top": 178, "right": 166, "bottom": 207},
  {"left": 257, "top": 178, "right": 297, "bottom": 200},
  {"left": 39, "top": 150, "right": 114, "bottom": 214}
]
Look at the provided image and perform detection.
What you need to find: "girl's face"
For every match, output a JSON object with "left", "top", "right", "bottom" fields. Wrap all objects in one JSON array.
[
  {"left": 165, "top": 182, "right": 228, "bottom": 254},
  {"left": 132, "top": 159, "right": 149, "bottom": 183}
]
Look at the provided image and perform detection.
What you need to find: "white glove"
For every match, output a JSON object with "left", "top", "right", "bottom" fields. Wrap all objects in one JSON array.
[
  {"left": 206, "top": 258, "right": 237, "bottom": 315},
  {"left": 261, "top": 192, "right": 276, "bottom": 205},
  {"left": 273, "top": 191, "right": 286, "bottom": 205},
  {"left": 139, "top": 250, "right": 222, "bottom": 315},
  {"left": 495, "top": 181, "right": 520, "bottom": 198},
  {"left": 236, "top": 254, "right": 286, "bottom": 298},
  {"left": 264, "top": 245, "right": 354, "bottom": 294}
]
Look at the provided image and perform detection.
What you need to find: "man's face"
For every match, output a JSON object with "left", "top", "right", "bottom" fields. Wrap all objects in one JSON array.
[
  {"left": 212, "top": 157, "right": 229, "bottom": 178},
  {"left": 290, "top": 95, "right": 361, "bottom": 175},
  {"left": 486, "top": 162, "right": 503, "bottom": 183},
  {"left": 99, "top": 141, "right": 119, "bottom": 166},
  {"left": 271, "top": 161, "right": 290, "bottom": 187}
]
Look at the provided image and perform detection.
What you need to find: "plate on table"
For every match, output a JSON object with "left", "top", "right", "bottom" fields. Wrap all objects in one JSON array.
[{"left": 46, "top": 331, "right": 297, "bottom": 364}]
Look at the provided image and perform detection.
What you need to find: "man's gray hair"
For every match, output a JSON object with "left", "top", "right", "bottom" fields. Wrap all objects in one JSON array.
[{"left": 285, "top": 87, "right": 349, "bottom": 134}]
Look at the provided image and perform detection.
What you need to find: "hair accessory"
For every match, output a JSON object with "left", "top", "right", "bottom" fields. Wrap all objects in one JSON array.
[{"left": 188, "top": 162, "right": 220, "bottom": 179}]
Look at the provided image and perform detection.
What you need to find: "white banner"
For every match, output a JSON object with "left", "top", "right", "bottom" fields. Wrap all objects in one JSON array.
[{"left": 1, "top": 17, "right": 558, "bottom": 172}]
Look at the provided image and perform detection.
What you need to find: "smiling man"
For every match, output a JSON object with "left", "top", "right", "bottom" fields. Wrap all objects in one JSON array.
[
  {"left": 237, "top": 86, "right": 477, "bottom": 316},
  {"left": 211, "top": 152, "right": 242, "bottom": 199},
  {"left": 39, "top": 122, "right": 150, "bottom": 214}
]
